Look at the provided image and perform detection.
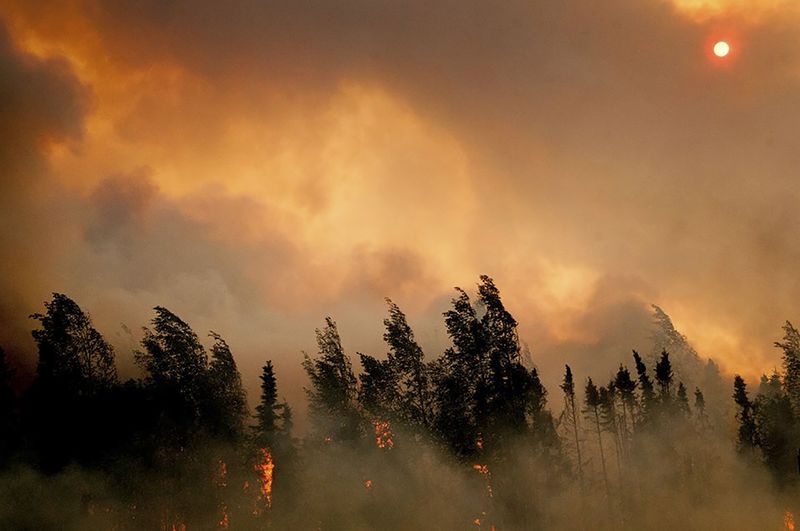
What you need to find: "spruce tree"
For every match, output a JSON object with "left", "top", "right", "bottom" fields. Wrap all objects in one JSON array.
[
  {"left": 654, "top": 350, "right": 674, "bottom": 401},
  {"left": 302, "top": 317, "right": 360, "bottom": 441},
  {"left": 206, "top": 332, "right": 247, "bottom": 440},
  {"left": 358, "top": 353, "right": 400, "bottom": 420},
  {"left": 478, "top": 275, "right": 527, "bottom": 434},
  {"left": 633, "top": 350, "right": 655, "bottom": 423},
  {"left": 732, "top": 375, "right": 758, "bottom": 452},
  {"left": 31, "top": 293, "right": 117, "bottom": 393},
  {"left": 560, "top": 365, "right": 584, "bottom": 488},
  {"left": 775, "top": 321, "right": 800, "bottom": 416},
  {"left": 383, "top": 299, "right": 431, "bottom": 428},
  {"left": 256, "top": 361, "right": 280, "bottom": 446},
  {"left": 614, "top": 365, "right": 636, "bottom": 446},
  {"left": 584, "top": 378, "right": 610, "bottom": 497},
  {"left": 136, "top": 307, "right": 209, "bottom": 431}
]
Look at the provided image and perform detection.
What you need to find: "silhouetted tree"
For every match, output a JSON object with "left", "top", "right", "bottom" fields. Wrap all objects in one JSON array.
[
  {"left": 694, "top": 387, "right": 708, "bottom": 427},
  {"left": 676, "top": 382, "right": 690, "bottom": 417},
  {"left": 733, "top": 375, "right": 758, "bottom": 452},
  {"left": 434, "top": 287, "right": 488, "bottom": 455},
  {"left": 136, "top": 307, "right": 209, "bottom": 427},
  {"left": 655, "top": 350, "right": 674, "bottom": 402},
  {"left": 584, "top": 378, "right": 610, "bottom": 497},
  {"left": 614, "top": 365, "right": 636, "bottom": 448},
  {"left": 560, "top": 365, "right": 584, "bottom": 488},
  {"left": 478, "top": 275, "right": 528, "bottom": 437},
  {"left": 31, "top": 293, "right": 117, "bottom": 393},
  {"left": 206, "top": 332, "right": 247, "bottom": 440},
  {"left": 633, "top": 350, "right": 655, "bottom": 423},
  {"left": 255, "top": 361, "right": 280, "bottom": 447},
  {"left": 358, "top": 353, "right": 399, "bottom": 420},
  {"left": 383, "top": 299, "right": 432, "bottom": 429},
  {"left": 527, "top": 367, "right": 560, "bottom": 453},
  {"left": 753, "top": 377, "right": 796, "bottom": 480},
  {"left": 775, "top": 321, "right": 800, "bottom": 416},
  {"left": 28, "top": 294, "right": 119, "bottom": 469},
  {"left": 302, "top": 317, "right": 360, "bottom": 441}
]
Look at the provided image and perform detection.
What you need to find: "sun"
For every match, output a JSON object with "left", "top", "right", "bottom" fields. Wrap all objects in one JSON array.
[{"left": 713, "top": 41, "right": 730, "bottom": 58}]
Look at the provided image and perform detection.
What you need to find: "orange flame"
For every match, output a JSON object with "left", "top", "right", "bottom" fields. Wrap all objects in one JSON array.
[
  {"left": 254, "top": 448, "right": 275, "bottom": 509},
  {"left": 786, "top": 511, "right": 796, "bottom": 531},
  {"left": 373, "top": 420, "right": 395, "bottom": 449},
  {"left": 364, "top": 479, "right": 373, "bottom": 491}
]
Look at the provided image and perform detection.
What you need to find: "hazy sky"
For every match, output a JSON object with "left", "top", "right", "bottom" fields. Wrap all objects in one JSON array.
[{"left": 1, "top": 0, "right": 799, "bottom": 409}]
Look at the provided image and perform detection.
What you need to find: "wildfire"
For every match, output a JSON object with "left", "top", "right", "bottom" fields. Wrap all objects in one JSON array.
[
  {"left": 786, "top": 511, "right": 796, "bottom": 531},
  {"left": 473, "top": 464, "right": 489, "bottom": 475},
  {"left": 214, "top": 459, "right": 229, "bottom": 528},
  {"left": 254, "top": 448, "right": 275, "bottom": 509},
  {"left": 214, "top": 459, "right": 228, "bottom": 488},
  {"left": 373, "top": 420, "right": 395, "bottom": 449},
  {"left": 218, "top": 503, "right": 229, "bottom": 529}
]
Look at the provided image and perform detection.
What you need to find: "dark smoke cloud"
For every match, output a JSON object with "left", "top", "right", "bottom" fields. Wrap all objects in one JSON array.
[{"left": 1, "top": 0, "right": 799, "bottom": 412}]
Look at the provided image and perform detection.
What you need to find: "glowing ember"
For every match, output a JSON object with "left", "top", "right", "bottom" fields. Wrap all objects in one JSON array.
[
  {"left": 324, "top": 436, "right": 333, "bottom": 444},
  {"left": 473, "top": 518, "right": 481, "bottom": 526},
  {"left": 364, "top": 479, "right": 373, "bottom": 491},
  {"left": 373, "top": 420, "right": 395, "bottom": 449},
  {"left": 476, "top": 434, "right": 484, "bottom": 451},
  {"left": 214, "top": 459, "right": 228, "bottom": 488},
  {"left": 473, "top": 464, "right": 489, "bottom": 475},
  {"left": 218, "top": 503, "right": 229, "bottom": 529},
  {"left": 254, "top": 448, "right": 275, "bottom": 509},
  {"left": 786, "top": 511, "right": 796, "bottom": 531}
]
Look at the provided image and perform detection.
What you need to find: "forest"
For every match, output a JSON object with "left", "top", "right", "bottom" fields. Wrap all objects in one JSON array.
[{"left": 0, "top": 275, "right": 798, "bottom": 530}]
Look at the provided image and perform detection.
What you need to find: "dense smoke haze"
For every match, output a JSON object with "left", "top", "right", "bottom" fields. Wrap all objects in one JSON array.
[{"left": 2, "top": 0, "right": 800, "bottom": 529}]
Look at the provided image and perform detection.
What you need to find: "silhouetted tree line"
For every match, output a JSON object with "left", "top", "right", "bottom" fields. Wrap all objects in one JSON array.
[{"left": 0, "top": 276, "right": 796, "bottom": 529}]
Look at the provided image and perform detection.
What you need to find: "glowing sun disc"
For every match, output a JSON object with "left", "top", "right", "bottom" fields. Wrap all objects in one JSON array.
[{"left": 713, "top": 41, "right": 730, "bottom": 57}]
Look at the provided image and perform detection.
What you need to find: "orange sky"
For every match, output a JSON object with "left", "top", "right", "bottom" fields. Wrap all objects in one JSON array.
[{"left": 1, "top": 0, "right": 799, "bottom": 405}]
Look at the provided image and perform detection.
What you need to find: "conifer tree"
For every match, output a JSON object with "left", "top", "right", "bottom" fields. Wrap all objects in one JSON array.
[
  {"left": 206, "top": 332, "right": 248, "bottom": 440},
  {"left": 358, "top": 353, "right": 399, "bottom": 420},
  {"left": 613, "top": 365, "right": 636, "bottom": 446},
  {"left": 599, "top": 382, "right": 623, "bottom": 479},
  {"left": 436, "top": 287, "right": 489, "bottom": 454},
  {"left": 732, "top": 375, "right": 758, "bottom": 452},
  {"left": 655, "top": 350, "right": 674, "bottom": 401},
  {"left": 676, "top": 382, "right": 690, "bottom": 417},
  {"left": 255, "top": 361, "right": 280, "bottom": 445},
  {"left": 560, "top": 365, "right": 584, "bottom": 488},
  {"left": 478, "top": 275, "right": 528, "bottom": 434},
  {"left": 775, "top": 321, "right": 800, "bottom": 416},
  {"left": 584, "top": 378, "right": 610, "bottom": 496},
  {"left": 633, "top": 350, "right": 655, "bottom": 422},
  {"left": 527, "top": 367, "right": 560, "bottom": 452},
  {"left": 694, "top": 387, "right": 708, "bottom": 427},
  {"left": 302, "top": 317, "right": 360, "bottom": 441},
  {"left": 137, "top": 307, "right": 209, "bottom": 419},
  {"left": 383, "top": 299, "right": 431, "bottom": 428},
  {"left": 31, "top": 293, "right": 117, "bottom": 393}
]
